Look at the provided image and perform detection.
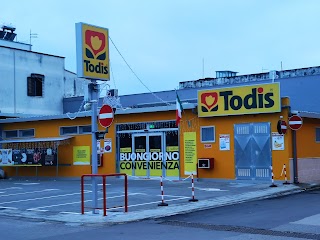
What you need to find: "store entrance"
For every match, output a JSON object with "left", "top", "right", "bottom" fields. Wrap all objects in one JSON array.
[
  {"left": 117, "top": 121, "right": 179, "bottom": 179},
  {"left": 132, "top": 133, "right": 164, "bottom": 178}
]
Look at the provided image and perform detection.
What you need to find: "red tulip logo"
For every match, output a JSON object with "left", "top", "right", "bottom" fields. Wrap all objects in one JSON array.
[{"left": 200, "top": 92, "right": 219, "bottom": 112}]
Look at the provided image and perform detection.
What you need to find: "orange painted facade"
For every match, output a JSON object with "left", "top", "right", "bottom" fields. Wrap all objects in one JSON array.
[{"left": 2, "top": 97, "right": 319, "bottom": 182}]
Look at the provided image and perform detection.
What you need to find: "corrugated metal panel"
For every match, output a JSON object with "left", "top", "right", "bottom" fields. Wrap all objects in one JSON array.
[{"left": 234, "top": 123, "right": 271, "bottom": 180}]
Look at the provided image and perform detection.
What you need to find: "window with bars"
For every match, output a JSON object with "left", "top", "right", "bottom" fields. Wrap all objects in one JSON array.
[
  {"left": 27, "top": 73, "right": 44, "bottom": 97},
  {"left": 201, "top": 126, "right": 215, "bottom": 143}
]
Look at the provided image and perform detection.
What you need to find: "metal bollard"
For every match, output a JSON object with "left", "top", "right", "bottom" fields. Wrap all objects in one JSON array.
[
  {"left": 158, "top": 176, "right": 168, "bottom": 206},
  {"left": 189, "top": 174, "right": 198, "bottom": 202},
  {"left": 283, "top": 164, "right": 290, "bottom": 185},
  {"left": 270, "top": 166, "right": 277, "bottom": 187}
]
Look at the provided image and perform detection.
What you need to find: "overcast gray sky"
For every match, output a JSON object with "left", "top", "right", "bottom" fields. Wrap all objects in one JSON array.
[{"left": 2, "top": 0, "right": 320, "bottom": 95}]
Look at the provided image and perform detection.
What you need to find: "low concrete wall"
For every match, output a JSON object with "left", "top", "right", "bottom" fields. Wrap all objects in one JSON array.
[{"left": 298, "top": 158, "right": 320, "bottom": 183}]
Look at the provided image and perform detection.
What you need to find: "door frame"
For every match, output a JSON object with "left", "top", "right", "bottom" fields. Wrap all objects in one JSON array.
[{"left": 132, "top": 132, "right": 165, "bottom": 178}]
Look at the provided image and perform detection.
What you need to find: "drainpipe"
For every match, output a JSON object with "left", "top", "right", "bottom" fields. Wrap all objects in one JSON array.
[
  {"left": 282, "top": 104, "right": 299, "bottom": 184},
  {"left": 13, "top": 50, "right": 16, "bottom": 113}
]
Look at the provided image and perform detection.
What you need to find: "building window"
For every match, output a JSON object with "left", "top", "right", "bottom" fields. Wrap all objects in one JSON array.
[
  {"left": 60, "top": 126, "right": 78, "bottom": 135},
  {"left": 3, "top": 130, "right": 18, "bottom": 138},
  {"left": 27, "top": 73, "right": 44, "bottom": 97},
  {"left": 3, "top": 129, "right": 35, "bottom": 138},
  {"left": 19, "top": 129, "right": 35, "bottom": 137},
  {"left": 60, "top": 125, "right": 92, "bottom": 135},
  {"left": 79, "top": 125, "right": 91, "bottom": 134},
  {"left": 316, "top": 128, "right": 320, "bottom": 142},
  {"left": 201, "top": 126, "right": 215, "bottom": 143}
]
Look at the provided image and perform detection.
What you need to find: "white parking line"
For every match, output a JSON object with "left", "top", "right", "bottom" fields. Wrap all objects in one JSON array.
[
  {"left": 0, "top": 187, "right": 22, "bottom": 191},
  {"left": 0, "top": 189, "right": 59, "bottom": 197},
  {"left": 157, "top": 195, "right": 191, "bottom": 198},
  {"left": 190, "top": 187, "right": 228, "bottom": 191},
  {"left": 82, "top": 183, "right": 111, "bottom": 186},
  {"left": 60, "top": 211, "right": 82, "bottom": 215},
  {"left": 14, "top": 183, "right": 40, "bottom": 185},
  {"left": 27, "top": 209, "right": 48, "bottom": 212},
  {"left": 27, "top": 193, "right": 146, "bottom": 210},
  {"left": 0, "top": 190, "right": 91, "bottom": 205},
  {"left": 0, "top": 206, "right": 18, "bottom": 210}
]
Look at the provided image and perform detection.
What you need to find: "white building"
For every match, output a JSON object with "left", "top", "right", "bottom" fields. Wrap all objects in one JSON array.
[{"left": 0, "top": 25, "right": 88, "bottom": 116}]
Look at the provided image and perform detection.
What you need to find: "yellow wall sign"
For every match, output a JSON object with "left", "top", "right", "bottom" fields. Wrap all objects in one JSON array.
[
  {"left": 76, "top": 22, "right": 110, "bottom": 80},
  {"left": 198, "top": 83, "right": 281, "bottom": 117},
  {"left": 184, "top": 132, "right": 197, "bottom": 175},
  {"left": 73, "top": 146, "right": 90, "bottom": 165}
]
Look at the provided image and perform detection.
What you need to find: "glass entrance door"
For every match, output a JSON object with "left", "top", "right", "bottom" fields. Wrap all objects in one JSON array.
[{"left": 132, "top": 133, "right": 164, "bottom": 178}]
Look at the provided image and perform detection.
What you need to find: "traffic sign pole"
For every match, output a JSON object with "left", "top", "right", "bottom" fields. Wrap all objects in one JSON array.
[
  {"left": 288, "top": 115, "right": 302, "bottom": 184},
  {"left": 89, "top": 81, "right": 99, "bottom": 213}
]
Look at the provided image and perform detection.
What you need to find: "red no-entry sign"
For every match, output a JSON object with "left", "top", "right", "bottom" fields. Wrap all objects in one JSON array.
[
  {"left": 277, "top": 120, "right": 287, "bottom": 134},
  {"left": 98, "top": 104, "right": 114, "bottom": 128},
  {"left": 289, "top": 115, "right": 303, "bottom": 131}
]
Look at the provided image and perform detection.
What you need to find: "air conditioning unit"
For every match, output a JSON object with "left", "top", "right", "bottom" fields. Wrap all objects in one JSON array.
[
  {"left": 198, "top": 158, "right": 214, "bottom": 169},
  {"left": 109, "top": 89, "right": 118, "bottom": 97}
]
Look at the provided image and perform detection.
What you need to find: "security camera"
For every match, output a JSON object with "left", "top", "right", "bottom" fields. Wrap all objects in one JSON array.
[{"left": 84, "top": 102, "right": 92, "bottom": 111}]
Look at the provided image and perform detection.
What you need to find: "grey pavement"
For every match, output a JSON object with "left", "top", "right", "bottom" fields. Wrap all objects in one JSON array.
[{"left": 0, "top": 177, "right": 319, "bottom": 224}]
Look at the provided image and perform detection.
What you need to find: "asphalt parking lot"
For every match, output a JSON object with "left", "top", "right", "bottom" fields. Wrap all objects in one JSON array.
[{"left": 0, "top": 176, "right": 272, "bottom": 216}]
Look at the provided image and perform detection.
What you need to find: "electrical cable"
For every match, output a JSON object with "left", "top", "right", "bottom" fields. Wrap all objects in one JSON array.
[{"left": 109, "top": 36, "right": 171, "bottom": 106}]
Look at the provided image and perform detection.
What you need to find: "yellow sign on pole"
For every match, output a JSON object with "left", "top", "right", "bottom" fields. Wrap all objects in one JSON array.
[
  {"left": 198, "top": 83, "right": 281, "bottom": 117},
  {"left": 184, "top": 132, "right": 197, "bottom": 175},
  {"left": 76, "top": 22, "right": 110, "bottom": 80}
]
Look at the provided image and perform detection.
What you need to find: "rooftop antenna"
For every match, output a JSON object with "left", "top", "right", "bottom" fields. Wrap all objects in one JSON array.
[
  {"left": 202, "top": 58, "right": 204, "bottom": 78},
  {"left": 29, "top": 30, "right": 38, "bottom": 49}
]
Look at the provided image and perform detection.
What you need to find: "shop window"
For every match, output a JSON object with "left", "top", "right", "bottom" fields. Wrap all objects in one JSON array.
[
  {"left": 3, "top": 129, "right": 35, "bottom": 138},
  {"left": 116, "top": 121, "right": 177, "bottom": 131},
  {"left": 79, "top": 125, "right": 91, "bottom": 134},
  {"left": 27, "top": 73, "right": 44, "bottom": 97},
  {"left": 119, "top": 133, "right": 132, "bottom": 152},
  {"left": 316, "top": 128, "right": 320, "bottom": 142},
  {"left": 3, "top": 130, "right": 18, "bottom": 138},
  {"left": 201, "top": 126, "right": 215, "bottom": 143},
  {"left": 19, "top": 129, "right": 35, "bottom": 137},
  {"left": 166, "top": 131, "right": 179, "bottom": 151},
  {"left": 60, "top": 126, "right": 78, "bottom": 135}
]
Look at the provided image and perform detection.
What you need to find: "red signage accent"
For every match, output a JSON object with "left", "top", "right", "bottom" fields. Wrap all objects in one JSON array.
[
  {"left": 281, "top": 120, "right": 287, "bottom": 134},
  {"left": 98, "top": 104, "right": 114, "bottom": 128},
  {"left": 289, "top": 115, "right": 303, "bottom": 131}
]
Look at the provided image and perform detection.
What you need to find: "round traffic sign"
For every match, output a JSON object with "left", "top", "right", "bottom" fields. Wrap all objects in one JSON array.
[
  {"left": 277, "top": 120, "right": 287, "bottom": 134},
  {"left": 289, "top": 115, "right": 303, "bottom": 131},
  {"left": 98, "top": 104, "right": 114, "bottom": 128}
]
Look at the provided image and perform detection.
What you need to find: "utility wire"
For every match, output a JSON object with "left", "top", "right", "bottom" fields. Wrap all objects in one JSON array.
[{"left": 109, "top": 37, "right": 171, "bottom": 106}]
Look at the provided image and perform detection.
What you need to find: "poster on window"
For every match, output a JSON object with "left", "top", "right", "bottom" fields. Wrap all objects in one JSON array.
[
  {"left": 0, "top": 148, "right": 59, "bottom": 166},
  {"left": 219, "top": 134, "right": 230, "bottom": 151},
  {"left": 272, "top": 132, "right": 284, "bottom": 150},
  {"left": 10, "top": 148, "right": 58, "bottom": 166},
  {"left": 104, "top": 139, "right": 112, "bottom": 153},
  {"left": 0, "top": 149, "right": 13, "bottom": 166}
]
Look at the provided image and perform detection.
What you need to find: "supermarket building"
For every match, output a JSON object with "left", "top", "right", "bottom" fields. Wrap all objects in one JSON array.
[{"left": 1, "top": 68, "right": 320, "bottom": 183}]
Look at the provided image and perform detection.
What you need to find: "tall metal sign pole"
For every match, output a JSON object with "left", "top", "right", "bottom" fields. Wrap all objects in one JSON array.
[
  {"left": 90, "top": 81, "right": 99, "bottom": 210},
  {"left": 76, "top": 22, "right": 110, "bottom": 214}
]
